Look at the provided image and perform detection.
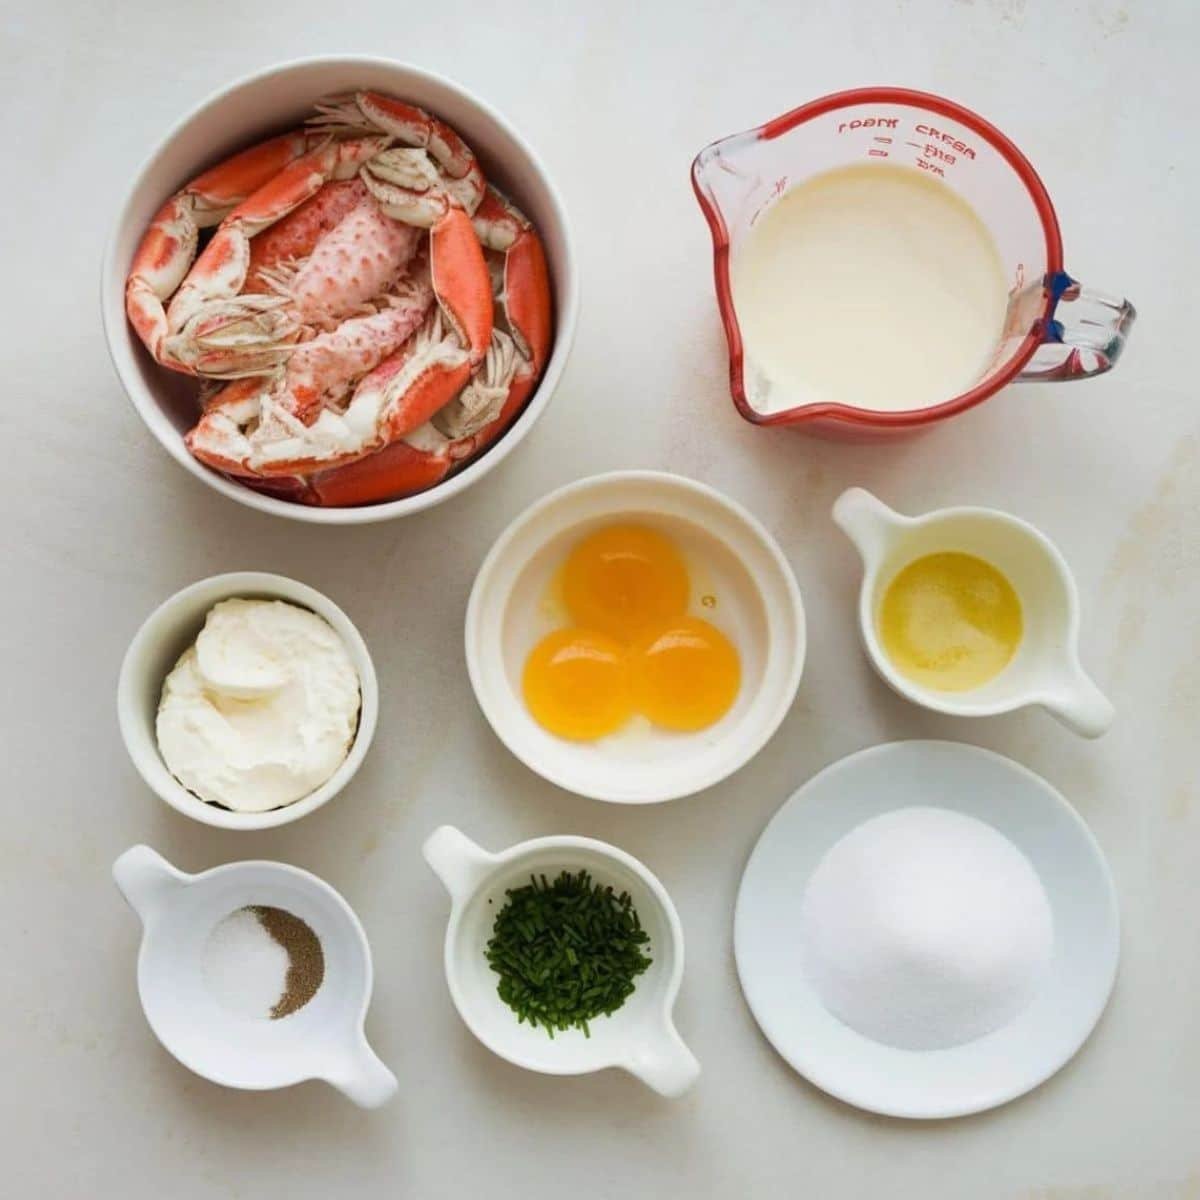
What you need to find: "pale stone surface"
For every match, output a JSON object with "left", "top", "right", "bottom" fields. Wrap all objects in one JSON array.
[{"left": 3, "top": 1, "right": 1196, "bottom": 1195}]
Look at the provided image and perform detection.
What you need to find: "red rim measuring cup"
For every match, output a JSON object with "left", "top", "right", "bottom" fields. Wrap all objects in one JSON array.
[{"left": 691, "top": 88, "right": 1136, "bottom": 438}]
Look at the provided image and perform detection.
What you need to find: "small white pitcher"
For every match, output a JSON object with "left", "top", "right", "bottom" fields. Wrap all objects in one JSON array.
[
  {"left": 113, "top": 845, "right": 397, "bottom": 1107},
  {"left": 832, "top": 487, "right": 1113, "bottom": 738},
  {"left": 423, "top": 826, "right": 701, "bottom": 1097}
]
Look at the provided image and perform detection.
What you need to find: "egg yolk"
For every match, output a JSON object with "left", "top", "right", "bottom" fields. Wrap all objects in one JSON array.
[
  {"left": 562, "top": 524, "right": 689, "bottom": 642},
  {"left": 878, "top": 552, "right": 1023, "bottom": 692},
  {"left": 630, "top": 616, "right": 741, "bottom": 732},
  {"left": 522, "top": 628, "right": 632, "bottom": 740}
]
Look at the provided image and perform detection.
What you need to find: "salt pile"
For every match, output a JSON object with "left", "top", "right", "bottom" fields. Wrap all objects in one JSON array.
[{"left": 800, "top": 806, "right": 1054, "bottom": 1051}]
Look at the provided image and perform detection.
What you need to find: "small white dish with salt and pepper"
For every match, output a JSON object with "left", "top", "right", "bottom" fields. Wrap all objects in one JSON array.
[
  {"left": 113, "top": 845, "right": 397, "bottom": 1107},
  {"left": 465, "top": 470, "right": 806, "bottom": 804},
  {"left": 423, "top": 825, "right": 700, "bottom": 1096},
  {"left": 734, "top": 741, "right": 1119, "bottom": 1119},
  {"left": 118, "top": 571, "right": 378, "bottom": 830}
]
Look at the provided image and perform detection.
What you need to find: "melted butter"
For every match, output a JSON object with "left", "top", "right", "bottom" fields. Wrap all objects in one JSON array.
[{"left": 878, "top": 552, "right": 1022, "bottom": 691}]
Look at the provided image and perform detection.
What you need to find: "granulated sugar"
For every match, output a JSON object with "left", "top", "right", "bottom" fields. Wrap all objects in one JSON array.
[{"left": 800, "top": 806, "right": 1053, "bottom": 1051}]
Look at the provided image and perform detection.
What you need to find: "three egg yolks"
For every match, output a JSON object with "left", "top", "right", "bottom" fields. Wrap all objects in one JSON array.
[
  {"left": 522, "top": 525, "right": 741, "bottom": 740},
  {"left": 877, "top": 552, "right": 1022, "bottom": 692}
]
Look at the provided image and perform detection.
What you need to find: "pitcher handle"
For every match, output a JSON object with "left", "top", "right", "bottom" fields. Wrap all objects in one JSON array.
[
  {"left": 1018, "top": 273, "right": 1136, "bottom": 382},
  {"left": 422, "top": 826, "right": 494, "bottom": 907},
  {"left": 832, "top": 487, "right": 904, "bottom": 565},
  {"left": 1041, "top": 665, "right": 1115, "bottom": 740},
  {"left": 323, "top": 1037, "right": 398, "bottom": 1109},
  {"left": 113, "top": 845, "right": 187, "bottom": 923},
  {"left": 623, "top": 1019, "right": 701, "bottom": 1098}
]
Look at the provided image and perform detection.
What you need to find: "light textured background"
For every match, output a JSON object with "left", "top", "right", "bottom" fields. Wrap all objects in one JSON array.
[{"left": 3, "top": 1, "right": 1196, "bottom": 1196}]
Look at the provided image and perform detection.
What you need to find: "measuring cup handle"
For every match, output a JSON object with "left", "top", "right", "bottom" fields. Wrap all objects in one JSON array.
[{"left": 1017, "top": 273, "right": 1136, "bottom": 382}]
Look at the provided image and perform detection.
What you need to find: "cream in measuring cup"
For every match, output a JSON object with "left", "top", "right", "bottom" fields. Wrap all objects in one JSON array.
[
  {"left": 694, "top": 89, "right": 1136, "bottom": 435},
  {"left": 732, "top": 163, "right": 1007, "bottom": 414}
]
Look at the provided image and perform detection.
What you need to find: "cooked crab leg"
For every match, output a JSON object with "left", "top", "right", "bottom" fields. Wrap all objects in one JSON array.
[
  {"left": 252, "top": 196, "right": 422, "bottom": 332},
  {"left": 294, "top": 192, "right": 553, "bottom": 507},
  {"left": 243, "top": 178, "right": 368, "bottom": 293},
  {"left": 125, "top": 130, "right": 332, "bottom": 372},
  {"left": 309, "top": 92, "right": 486, "bottom": 218},
  {"left": 290, "top": 433, "right": 458, "bottom": 507},
  {"left": 311, "top": 92, "right": 494, "bottom": 370},
  {"left": 470, "top": 186, "right": 553, "bottom": 421},
  {"left": 157, "top": 136, "right": 391, "bottom": 378},
  {"left": 187, "top": 272, "right": 436, "bottom": 476}
]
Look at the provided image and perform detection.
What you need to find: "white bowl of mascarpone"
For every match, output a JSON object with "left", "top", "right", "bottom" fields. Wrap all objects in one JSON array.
[{"left": 118, "top": 572, "right": 378, "bottom": 829}]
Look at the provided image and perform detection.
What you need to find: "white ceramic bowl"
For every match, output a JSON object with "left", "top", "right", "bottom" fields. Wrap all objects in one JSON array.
[
  {"left": 113, "top": 844, "right": 396, "bottom": 1107},
  {"left": 465, "top": 471, "right": 806, "bottom": 803},
  {"left": 118, "top": 572, "right": 378, "bottom": 830},
  {"left": 423, "top": 826, "right": 700, "bottom": 1097},
  {"left": 101, "top": 56, "right": 579, "bottom": 524}
]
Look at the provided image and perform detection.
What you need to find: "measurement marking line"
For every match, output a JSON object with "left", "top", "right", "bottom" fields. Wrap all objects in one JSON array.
[
  {"left": 905, "top": 141, "right": 922, "bottom": 149},
  {"left": 868, "top": 149, "right": 889, "bottom": 157},
  {"left": 872, "top": 136, "right": 893, "bottom": 144}
]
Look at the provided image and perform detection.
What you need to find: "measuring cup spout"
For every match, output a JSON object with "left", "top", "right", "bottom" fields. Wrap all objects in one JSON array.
[
  {"left": 322, "top": 1036, "right": 398, "bottom": 1109},
  {"left": 112, "top": 845, "right": 187, "bottom": 923},
  {"left": 623, "top": 1019, "right": 701, "bottom": 1098},
  {"left": 423, "top": 826, "right": 495, "bottom": 906},
  {"left": 832, "top": 487, "right": 904, "bottom": 565},
  {"left": 1042, "top": 666, "right": 1115, "bottom": 739}
]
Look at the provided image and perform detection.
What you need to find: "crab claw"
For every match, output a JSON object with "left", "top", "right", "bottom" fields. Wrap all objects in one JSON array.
[
  {"left": 152, "top": 136, "right": 389, "bottom": 379},
  {"left": 428, "top": 206, "right": 493, "bottom": 367},
  {"left": 295, "top": 437, "right": 456, "bottom": 507},
  {"left": 311, "top": 91, "right": 486, "bottom": 217},
  {"left": 361, "top": 171, "right": 493, "bottom": 367},
  {"left": 296, "top": 194, "right": 553, "bottom": 509},
  {"left": 125, "top": 130, "right": 322, "bottom": 374},
  {"left": 347, "top": 311, "right": 473, "bottom": 445},
  {"left": 472, "top": 187, "right": 553, "bottom": 375}
]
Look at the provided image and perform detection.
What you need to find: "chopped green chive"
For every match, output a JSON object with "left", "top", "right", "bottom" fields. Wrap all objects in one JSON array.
[{"left": 485, "top": 869, "right": 652, "bottom": 1037}]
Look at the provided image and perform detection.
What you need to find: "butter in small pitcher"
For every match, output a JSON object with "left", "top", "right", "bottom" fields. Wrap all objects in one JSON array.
[{"left": 877, "top": 552, "right": 1022, "bottom": 691}]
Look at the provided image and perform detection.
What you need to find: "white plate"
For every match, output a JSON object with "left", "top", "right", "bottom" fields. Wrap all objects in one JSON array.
[
  {"left": 465, "top": 471, "right": 805, "bottom": 803},
  {"left": 734, "top": 740, "right": 1119, "bottom": 1119}
]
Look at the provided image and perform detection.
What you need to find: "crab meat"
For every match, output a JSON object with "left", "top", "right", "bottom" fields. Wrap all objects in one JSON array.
[{"left": 187, "top": 272, "right": 436, "bottom": 475}]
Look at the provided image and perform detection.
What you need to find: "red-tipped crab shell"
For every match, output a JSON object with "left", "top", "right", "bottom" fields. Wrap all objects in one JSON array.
[
  {"left": 144, "top": 136, "right": 391, "bottom": 379},
  {"left": 125, "top": 129, "right": 327, "bottom": 372}
]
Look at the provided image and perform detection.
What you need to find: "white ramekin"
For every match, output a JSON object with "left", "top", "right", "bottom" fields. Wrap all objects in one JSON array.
[{"left": 117, "top": 572, "right": 378, "bottom": 829}]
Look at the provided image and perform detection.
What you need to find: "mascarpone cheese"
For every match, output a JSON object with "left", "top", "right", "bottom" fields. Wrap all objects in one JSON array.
[{"left": 156, "top": 598, "right": 360, "bottom": 812}]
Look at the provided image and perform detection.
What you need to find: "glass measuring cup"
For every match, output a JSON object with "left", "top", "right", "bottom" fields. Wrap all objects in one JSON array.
[{"left": 691, "top": 88, "right": 1136, "bottom": 438}]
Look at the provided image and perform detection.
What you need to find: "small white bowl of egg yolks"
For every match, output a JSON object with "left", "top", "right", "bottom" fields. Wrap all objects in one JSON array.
[{"left": 465, "top": 471, "right": 806, "bottom": 803}]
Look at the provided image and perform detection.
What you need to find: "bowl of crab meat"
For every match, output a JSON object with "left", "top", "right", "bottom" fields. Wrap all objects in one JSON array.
[{"left": 102, "top": 56, "right": 578, "bottom": 522}]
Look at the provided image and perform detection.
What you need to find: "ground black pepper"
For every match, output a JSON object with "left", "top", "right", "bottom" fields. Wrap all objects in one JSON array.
[{"left": 250, "top": 906, "right": 325, "bottom": 1018}]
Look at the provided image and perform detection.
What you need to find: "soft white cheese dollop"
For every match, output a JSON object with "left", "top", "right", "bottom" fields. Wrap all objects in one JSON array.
[{"left": 156, "top": 598, "right": 361, "bottom": 812}]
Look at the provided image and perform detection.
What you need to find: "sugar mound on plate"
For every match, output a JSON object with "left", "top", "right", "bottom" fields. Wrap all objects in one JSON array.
[{"left": 799, "top": 806, "right": 1053, "bottom": 1051}]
